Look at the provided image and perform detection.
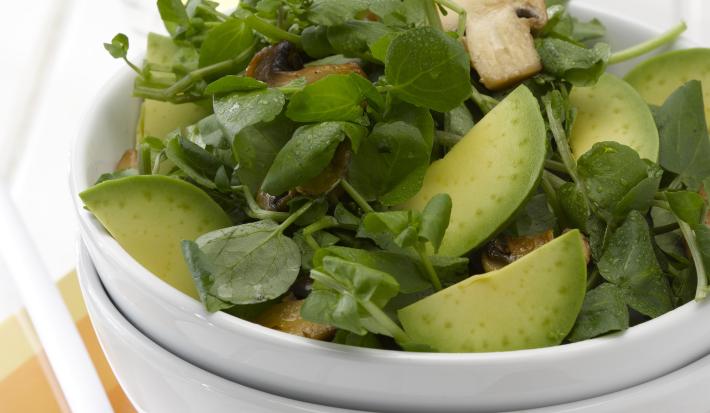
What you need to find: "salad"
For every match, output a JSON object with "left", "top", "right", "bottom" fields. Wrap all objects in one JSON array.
[{"left": 80, "top": 0, "right": 710, "bottom": 353}]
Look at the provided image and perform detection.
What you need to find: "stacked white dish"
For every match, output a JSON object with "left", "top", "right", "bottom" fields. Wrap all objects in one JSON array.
[{"left": 71, "top": 4, "right": 710, "bottom": 412}]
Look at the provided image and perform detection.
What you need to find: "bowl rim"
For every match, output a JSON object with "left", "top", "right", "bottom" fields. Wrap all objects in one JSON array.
[{"left": 69, "top": 2, "right": 706, "bottom": 363}]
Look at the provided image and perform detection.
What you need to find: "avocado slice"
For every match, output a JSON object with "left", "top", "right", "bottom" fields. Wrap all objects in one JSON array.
[
  {"left": 135, "top": 33, "right": 210, "bottom": 143},
  {"left": 401, "top": 85, "right": 546, "bottom": 257},
  {"left": 569, "top": 73, "right": 659, "bottom": 161},
  {"left": 398, "top": 230, "right": 587, "bottom": 352},
  {"left": 80, "top": 175, "right": 231, "bottom": 299},
  {"left": 625, "top": 48, "right": 710, "bottom": 132}
]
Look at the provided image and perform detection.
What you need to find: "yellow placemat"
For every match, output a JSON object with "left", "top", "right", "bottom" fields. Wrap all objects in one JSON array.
[{"left": 0, "top": 271, "right": 135, "bottom": 412}]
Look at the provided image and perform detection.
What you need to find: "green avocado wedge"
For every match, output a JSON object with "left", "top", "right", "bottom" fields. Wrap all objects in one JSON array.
[
  {"left": 400, "top": 86, "right": 546, "bottom": 257},
  {"left": 625, "top": 48, "right": 710, "bottom": 131},
  {"left": 569, "top": 73, "right": 659, "bottom": 161},
  {"left": 80, "top": 175, "right": 231, "bottom": 299},
  {"left": 398, "top": 230, "right": 587, "bottom": 353}
]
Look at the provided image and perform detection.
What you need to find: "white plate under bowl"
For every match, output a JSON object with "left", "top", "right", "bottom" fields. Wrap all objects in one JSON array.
[{"left": 71, "top": 4, "right": 707, "bottom": 413}]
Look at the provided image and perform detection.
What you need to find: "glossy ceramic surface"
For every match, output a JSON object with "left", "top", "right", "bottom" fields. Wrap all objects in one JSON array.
[{"left": 71, "top": 4, "right": 708, "bottom": 412}]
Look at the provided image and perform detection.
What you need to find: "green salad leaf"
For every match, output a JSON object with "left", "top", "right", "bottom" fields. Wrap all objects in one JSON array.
[
  {"left": 214, "top": 88, "right": 286, "bottom": 138},
  {"left": 205, "top": 76, "right": 267, "bottom": 95},
  {"left": 567, "top": 283, "right": 629, "bottom": 342},
  {"left": 199, "top": 19, "right": 255, "bottom": 70},
  {"left": 286, "top": 74, "right": 375, "bottom": 122}
]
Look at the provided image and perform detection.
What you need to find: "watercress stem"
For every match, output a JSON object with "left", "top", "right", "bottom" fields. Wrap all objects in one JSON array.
[
  {"left": 470, "top": 84, "right": 498, "bottom": 114},
  {"left": 303, "top": 217, "right": 339, "bottom": 250},
  {"left": 542, "top": 170, "right": 567, "bottom": 189},
  {"left": 422, "top": 0, "right": 444, "bottom": 31},
  {"left": 678, "top": 220, "right": 708, "bottom": 299},
  {"left": 340, "top": 180, "right": 374, "bottom": 214},
  {"left": 609, "top": 22, "right": 687, "bottom": 65},
  {"left": 276, "top": 200, "right": 314, "bottom": 235},
  {"left": 435, "top": 0, "right": 467, "bottom": 37},
  {"left": 245, "top": 14, "right": 302, "bottom": 47},
  {"left": 415, "top": 244, "right": 443, "bottom": 291},
  {"left": 359, "top": 300, "right": 411, "bottom": 343},
  {"left": 123, "top": 57, "right": 142, "bottom": 75},
  {"left": 669, "top": 175, "right": 684, "bottom": 191},
  {"left": 544, "top": 159, "right": 569, "bottom": 174}
]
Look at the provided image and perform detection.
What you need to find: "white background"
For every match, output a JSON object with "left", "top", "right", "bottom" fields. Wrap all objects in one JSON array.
[{"left": 0, "top": 0, "right": 705, "bottom": 318}]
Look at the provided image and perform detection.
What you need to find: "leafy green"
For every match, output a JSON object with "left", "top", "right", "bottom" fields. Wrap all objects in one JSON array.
[
  {"left": 185, "top": 220, "right": 301, "bottom": 309},
  {"left": 419, "top": 194, "right": 452, "bottom": 252},
  {"left": 536, "top": 38, "right": 610, "bottom": 86},
  {"left": 104, "top": 33, "right": 130, "bottom": 59},
  {"left": 306, "top": 0, "right": 369, "bottom": 25},
  {"left": 508, "top": 192, "right": 557, "bottom": 237},
  {"left": 665, "top": 191, "right": 706, "bottom": 225},
  {"left": 385, "top": 27, "right": 471, "bottom": 112},
  {"left": 578, "top": 142, "right": 661, "bottom": 224},
  {"left": 214, "top": 88, "right": 286, "bottom": 138},
  {"left": 233, "top": 116, "right": 295, "bottom": 193},
  {"left": 598, "top": 211, "right": 673, "bottom": 318},
  {"left": 158, "top": 0, "right": 189, "bottom": 37},
  {"left": 444, "top": 104, "right": 475, "bottom": 138},
  {"left": 165, "top": 135, "right": 224, "bottom": 188},
  {"left": 205, "top": 76, "right": 267, "bottom": 95},
  {"left": 261, "top": 122, "right": 367, "bottom": 195},
  {"left": 286, "top": 74, "right": 377, "bottom": 122},
  {"left": 302, "top": 25, "right": 336, "bottom": 58},
  {"left": 567, "top": 283, "right": 629, "bottom": 342},
  {"left": 199, "top": 19, "right": 255, "bottom": 70},
  {"left": 655, "top": 81, "right": 710, "bottom": 189},
  {"left": 327, "top": 21, "right": 394, "bottom": 59},
  {"left": 348, "top": 102, "right": 433, "bottom": 205}
]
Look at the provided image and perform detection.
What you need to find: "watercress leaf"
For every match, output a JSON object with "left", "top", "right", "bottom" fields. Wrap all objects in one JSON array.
[
  {"left": 362, "top": 211, "right": 414, "bottom": 238},
  {"left": 332, "top": 330, "right": 382, "bottom": 349},
  {"left": 349, "top": 106, "right": 432, "bottom": 205},
  {"left": 314, "top": 246, "right": 431, "bottom": 293},
  {"left": 293, "top": 230, "right": 339, "bottom": 271},
  {"left": 666, "top": 191, "right": 706, "bottom": 226},
  {"left": 233, "top": 116, "right": 295, "bottom": 193},
  {"left": 444, "top": 103, "right": 475, "bottom": 137},
  {"left": 158, "top": 0, "right": 190, "bottom": 37},
  {"left": 193, "top": 220, "right": 301, "bottom": 305},
  {"left": 334, "top": 203, "right": 361, "bottom": 229},
  {"left": 668, "top": 266, "right": 696, "bottom": 307},
  {"left": 536, "top": 38, "right": 610, "bottom": 86},
  {"left": 419, "top": 193, "right": 452, "bottom": 252},
  {"left": 214, "top": 88, "right": 286, "bottom": 138},
  {"left": 509, "top": 192, "right": 558, "bottom": 236},
  {"left": 612, "top": 163, "right": 663, "bottom": 219},
  {"left": 327, "top": 20, "right": 394, "bottom": 59},
  {"left": 302, "top": 287, "right": 365, "bottom": 334},
  {"left": 95, "top": 169, "right": 139, "bottom": 185},
  {"left": 350, "top": 74, "right": 386, "bottom": 114},
  {"left": 656, "top": 81, "right": 710, "bottom": 188},
  {"left": 369, "top": 31, "right": 399, "bottom": 63},
  {"left": 578, "top": 142, "right": 657, "bottom": 223},
  {"left": 572, "top": 18, "right": 606, "bottom": 42},
  {"left": 321, "top": 256, "right": 400, "bottom": 306},
  {"left": 165, "top": 136, "right": 219, "bottom": 188},
  {"left": 289, "top": 197, "right": 329, "bottom": 227},
  {"left": 182, "top": 240, "right": 235, "bottom": 312},
  {"left": 306, "top": 0, "right": 369, "bottom": 25},
  {"left": 261, "top": 122, "right": 362, "bottom": 195},
  {"left": 693, "top": 224, "right": 710, "bottom": 272},
  {"left": 286, "top": 74, "right": 367, "bottom": 123},
  {"left": 304, "top": 55, "right": 362, "bottom": 67},
  {"left": 104, "top": 33, "right": 129, "bottom": 59},
  {"left": 558, "top": 183, "right": 590, "bottom": 230},
  {"left": 385, "top": 27, "right": 471, "bottom": 112},
  {"left": 199, "top": 19, "right": 255, "bottom": 69},
  {"left": 567, "top": 283, "right": 629, "bottom": 342},
  {"left": 598, "top": 211, "right": 674, "bottom": 318},
  {"left": 205, "top": 76, "right": 267, "bottom": 95},
  {"left": 302, "top": 25, "right": 336, "bottom": 58}
]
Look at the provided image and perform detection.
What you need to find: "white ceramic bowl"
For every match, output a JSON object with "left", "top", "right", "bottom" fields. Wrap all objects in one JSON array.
[
  {"left": 71, "top": 4, "right": 709, "bottom": 412},
  {"left": 76, "top": 242, "right": 364, "bottom": 413}
]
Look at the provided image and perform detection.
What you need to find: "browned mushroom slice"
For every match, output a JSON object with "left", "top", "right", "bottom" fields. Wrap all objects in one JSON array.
[
  {"left": 481, "top": 229, "right": 554, "bottom": 272},
  {"left": 297, "top": 141, "right": 352, "bottom": 196},
  {"left": 255, "top": 299, "right": 336, "bottom": 340},
  {"left": 464, "top": 0, "right": 548, "bottom": 90},
  {"left": 115, "top": 149, "right": 138, "bottom": 171},
  {"left": 256, "top": 190, "right": 296, "bottom": 212},
  {"left": 246, "top": 41, "right": 366, "bottom": 87}
]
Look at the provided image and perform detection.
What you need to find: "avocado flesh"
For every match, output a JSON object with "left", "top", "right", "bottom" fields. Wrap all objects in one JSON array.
[
  {"left": 136, "top": 33, "right": 210, "bottom": 143},
  {"left": 401, "top": 86, "right": 546, "bottom": 257},
  {"left": 398, "top": 230, "right": 587, "bottom": 353},
  {"left": 80, "top": 175, "right": 231, "bottom": 299},
  {"left": 625, "top": 48, "right": 710, "bottom": 132},
  {"left": 569, "top": 73, "right": 659, "bottom": 161}
]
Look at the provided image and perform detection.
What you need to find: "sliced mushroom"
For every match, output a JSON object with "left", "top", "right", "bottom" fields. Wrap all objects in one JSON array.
[
  {"left": 443, "top": 0, "right": 547, "bottom": 91},
  {"left": 482, "top": 229, "right": 554, "bottom": 272},
  {"left": 255, "top": 299, "right": 336, "bottom": 341},
  {"left": 115, "top": 149, "right": 138, "bottom": 171},
  {"left": 246, "top": 41, "right": 366, "bottom": 87},
  {"left": 256, "top": 190, "right": 296, "bottom": 212},
  {"left": 297, "top": 140, "right": 352, "bottom": 196}
]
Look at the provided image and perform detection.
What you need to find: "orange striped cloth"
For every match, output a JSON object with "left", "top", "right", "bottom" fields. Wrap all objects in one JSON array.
[{"left": 0, "top": 272, "right": 135, "bottom": 412}]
